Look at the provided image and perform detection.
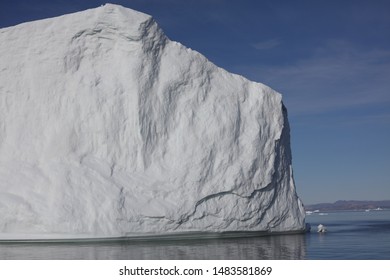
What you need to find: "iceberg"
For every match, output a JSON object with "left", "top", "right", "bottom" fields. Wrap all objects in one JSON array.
[{"left": 0, "top": 4, "right": 305, "bottom": 239}]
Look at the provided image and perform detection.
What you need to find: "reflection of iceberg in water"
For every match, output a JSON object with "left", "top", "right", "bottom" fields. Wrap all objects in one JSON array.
[{"left": 0, "top": 234, "right": 307, "bottom": 259}]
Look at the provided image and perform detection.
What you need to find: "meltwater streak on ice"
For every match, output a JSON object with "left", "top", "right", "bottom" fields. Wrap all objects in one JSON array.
[{"left": 0, "top": 4, "right": 305, "bottom": 239}]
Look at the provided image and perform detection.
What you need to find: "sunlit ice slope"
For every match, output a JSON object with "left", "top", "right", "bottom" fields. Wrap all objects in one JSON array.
[{"left": 0, "top": 4, "right": 305, "bottom": 239}]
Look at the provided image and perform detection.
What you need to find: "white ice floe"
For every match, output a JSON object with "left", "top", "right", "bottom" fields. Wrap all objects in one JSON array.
[{"left": 317, "top": 224, "right": 327, "bottom": 233}]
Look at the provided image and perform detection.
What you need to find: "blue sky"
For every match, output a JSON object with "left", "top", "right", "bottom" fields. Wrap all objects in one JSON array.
[{"left": 1, "top": 0, "right": 389, "bottom": 204}]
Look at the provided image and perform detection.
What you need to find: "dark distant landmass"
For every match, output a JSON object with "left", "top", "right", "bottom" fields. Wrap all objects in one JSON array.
[{"left": 305, "top": 200, "right": 390, "bottom": 211}]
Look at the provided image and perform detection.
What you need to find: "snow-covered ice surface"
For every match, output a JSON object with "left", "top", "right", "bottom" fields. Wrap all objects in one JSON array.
[{"left": 0, "top": 4, "right": 305, "bottom": 240}]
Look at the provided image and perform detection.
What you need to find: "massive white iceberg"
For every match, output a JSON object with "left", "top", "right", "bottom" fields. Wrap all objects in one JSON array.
[{"left": 0, "top": 4, "right": 305, "bottom": 239}]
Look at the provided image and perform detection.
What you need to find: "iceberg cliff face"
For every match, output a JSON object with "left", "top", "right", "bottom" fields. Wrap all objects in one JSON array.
[{"left": 0, "top": 4, "right": 305, "bottom": 238}]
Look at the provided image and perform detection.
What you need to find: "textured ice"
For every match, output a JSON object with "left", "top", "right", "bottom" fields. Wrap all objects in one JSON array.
[{"left": 0, "top": 4, "right": 305, "bottom": 239}]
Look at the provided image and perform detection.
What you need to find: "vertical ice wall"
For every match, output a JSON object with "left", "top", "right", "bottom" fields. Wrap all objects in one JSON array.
[{"left": 0, "top": 4, "right": 305, "bottom": 238}]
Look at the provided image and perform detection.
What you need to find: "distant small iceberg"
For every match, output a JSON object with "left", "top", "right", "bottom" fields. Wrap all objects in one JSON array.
[
  {"left": 317, "top": 224, "right": 327, "bottom": 233},
  {"left": 365, "top": 207, "right": 383, "bottom": 212}
]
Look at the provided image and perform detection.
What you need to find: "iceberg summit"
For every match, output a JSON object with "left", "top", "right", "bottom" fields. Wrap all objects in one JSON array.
[{"left": 0, "top": 4, "right": 305, "bottom": 239}]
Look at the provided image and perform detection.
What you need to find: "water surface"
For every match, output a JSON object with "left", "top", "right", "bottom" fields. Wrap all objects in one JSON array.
[{"left": 1, "top": 210, "right": 389, "bottom": 259}]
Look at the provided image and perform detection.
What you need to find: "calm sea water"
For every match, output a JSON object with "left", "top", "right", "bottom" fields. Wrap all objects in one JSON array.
[{"left": 0, "top": 210, "right": 389, "bottom": 259}]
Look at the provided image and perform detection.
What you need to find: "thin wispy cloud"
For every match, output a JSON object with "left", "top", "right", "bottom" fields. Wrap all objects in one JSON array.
[
  {"left": 252, "top": 39, "right": 281, "bottom": 50},
  {"left": 238, "top": 40, "right": 390, "bottom": 117},
  {"left": 340, "top": 112, "right": 390, "bottom": 126}
]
